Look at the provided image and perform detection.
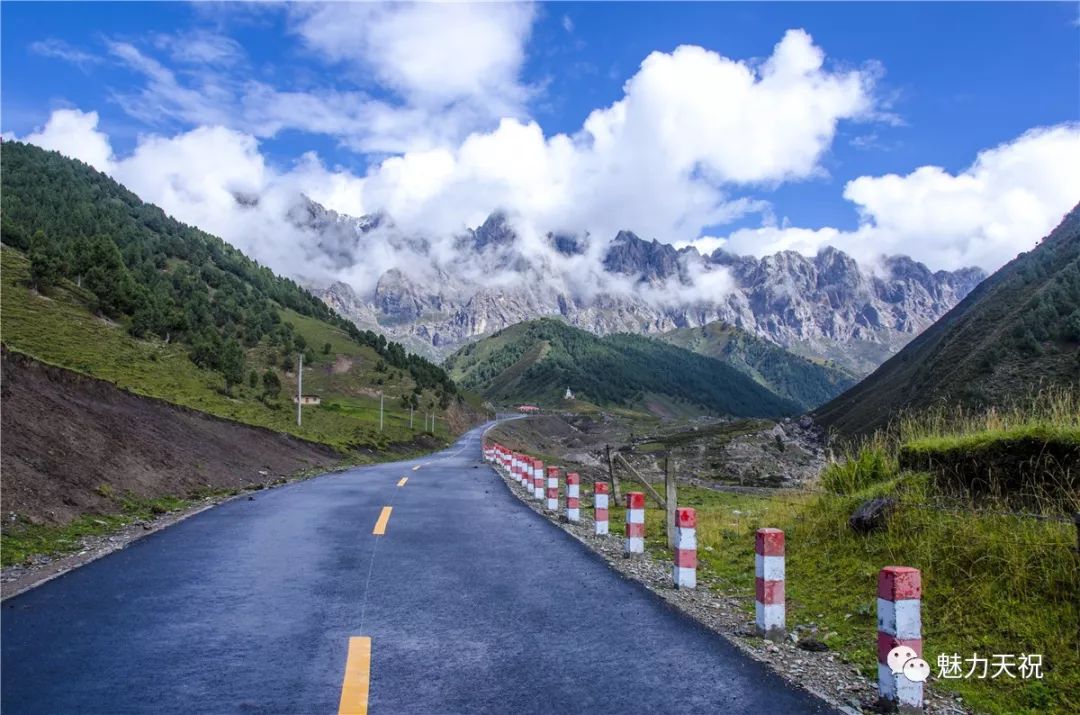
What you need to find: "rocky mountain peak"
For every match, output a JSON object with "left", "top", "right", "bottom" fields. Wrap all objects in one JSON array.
[
  {"left": 300, "top": 199, "right": 987, "bottom": 374},
  {"left": 603, "top": 230, "right": 683, "bottom": 283},
  {"left": 471, "top": 211, "right": 517, "bottom": 251}
]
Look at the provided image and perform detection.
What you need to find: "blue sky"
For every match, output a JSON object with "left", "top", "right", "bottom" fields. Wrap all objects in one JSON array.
[{"left": 2, "top": 2, "right": 1078, "bottom": 281}]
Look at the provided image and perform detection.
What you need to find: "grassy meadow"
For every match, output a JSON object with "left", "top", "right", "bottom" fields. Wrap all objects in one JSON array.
[{"left": 602, "top": 391, "right": 1079, "bottom": 714}]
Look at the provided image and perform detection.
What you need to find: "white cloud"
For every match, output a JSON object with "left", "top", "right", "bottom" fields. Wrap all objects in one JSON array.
[
  {"left": 152, "top": 30, "right": 245, "bottom": 66},
  {"left": 105, "top": 2, "right": 538, "bottom": 155},
  {"left": 22, "top": 108, "right": 113, "bottom": 168},
  {"left": 562, "top": 15, "right": 574, "bottom": 34},
  {"left": 30, "top": 38, "right": 102, "bottom": 70},
  {"left": 17, "top": 28, "right": 887, "bottom": 306},
  {"left": 290, "top": 2, "right": 535, "bottom": 112},
  {"left": 712, "top": 123, "right": 1080, "bottom": 270},
  {"left": 28, "top": 30, "right": 1070, "bottom": 310},
  {"left": 286, "top": 2, "right": 537, "bottom": 150},
  {"left": 359, "top": 29, "right": 874, "bottom": 246},
  {"left": 17, "top": 109, "right": 365, "bottom": 283}
]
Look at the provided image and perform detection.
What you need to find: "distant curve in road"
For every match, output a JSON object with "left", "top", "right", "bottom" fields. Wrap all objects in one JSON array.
[{"left": 2, "top": 424, "right": 836, "bottom": 714}]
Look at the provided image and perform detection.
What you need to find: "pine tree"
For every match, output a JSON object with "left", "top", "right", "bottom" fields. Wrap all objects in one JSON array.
[
  {"left": 221, "top": 338, "right": 245, "bottom": 393},
  {"left": 262, "top": 369, "right": 281, "bottom": 398},
  {"left": 28, "top": 229, "right": 62, "bottom": 292},
  {"left": 83, "top": 234, "right": 133, "bottom": 317}
]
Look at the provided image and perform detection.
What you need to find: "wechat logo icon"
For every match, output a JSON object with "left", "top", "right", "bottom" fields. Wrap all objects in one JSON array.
[{"left": 887, "top": 645, "right": 930, "bottom": 683}]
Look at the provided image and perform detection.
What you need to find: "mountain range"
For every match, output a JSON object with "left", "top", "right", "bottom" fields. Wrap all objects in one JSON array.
[
  {"left": 444, "top": 317, "right": 800, "bottom": 418},
  {"left": 657, "top": 322, "right": 857, "bottom": 411},
  {"left": 816, "top": 202, "right": 1080, "bottom": 437},
  {"left": 302, "top": 199, "right": 985, "bottom": 375}
]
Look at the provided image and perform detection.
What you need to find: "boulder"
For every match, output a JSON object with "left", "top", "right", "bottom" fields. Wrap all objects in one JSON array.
[
  {"left": 797, "top": 637, "right": 830, "bottom": 652},
  {"left": 848, "top": 497, "right": 897, "bottom": 534}
]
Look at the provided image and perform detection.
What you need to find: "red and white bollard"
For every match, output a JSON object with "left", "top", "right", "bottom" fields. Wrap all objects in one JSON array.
[
  {"left": 594, "top": 482, "right": 609, "bottom": 535},
  {"left": 565, "top": 473, "right": 580, "bottom": 522},
  {"left": 545, "top": 466, "right": 559, "bottom": 511},
  {"left": 878, "top": 566, "right": 923, "bottom": 710},
  {"left": 755, "top": 528, "right": 785, "bottom": 640},
  {"left": 673, "top": 507, "right": 696, "bottom": 589},
  {"left": 533, "top": 459, "right": 545, "bottom": 501},
  {"left": 624, "top": 492, "right": 645, "bottom": 554},
  {"left": 510, "top": 452, "right": 520, "bottom": 482}
]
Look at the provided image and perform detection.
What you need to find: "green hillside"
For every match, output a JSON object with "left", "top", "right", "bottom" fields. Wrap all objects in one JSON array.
[
  {"left": 659, "top": 321, "right": 857, "bottom": 410},
  {"left": 816, "top": 204, "right": 1080, "bottom": 437},
  {"left": 444, "top": 317, "right": 799, "bottom": 418},
  {"left": 0, "top": 141, "right": 467, "bottom": 450}
]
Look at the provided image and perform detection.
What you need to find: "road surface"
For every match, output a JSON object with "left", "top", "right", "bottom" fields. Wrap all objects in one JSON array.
[{"left": 2, "top": 424, "right": 836, "bottom": 714}]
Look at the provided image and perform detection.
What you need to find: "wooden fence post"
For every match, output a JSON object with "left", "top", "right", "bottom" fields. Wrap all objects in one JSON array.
[
  {"left": 614, "top": 453, "right": 665, "bottom": 509},
  {"left": 606, "top": 445, "right": 622, "bottom": 504},
  {"left": 665, "top": 456, "right": 676, "bottom": 550}
]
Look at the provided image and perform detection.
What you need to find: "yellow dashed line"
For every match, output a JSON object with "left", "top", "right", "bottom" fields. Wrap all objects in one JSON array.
[
  {"left": 372, "top": 506, "right": 393, "bottom": 536},
  {"left": 338, "top": 636, "right": 371, "bottom": 715},
  {"left": 397, "top": 477, "right": 408, "bottom": 487}
]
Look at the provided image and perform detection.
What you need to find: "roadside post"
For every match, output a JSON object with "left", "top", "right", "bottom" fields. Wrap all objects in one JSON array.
[
  {"left": 594, "top": 482, "right": 609, "bottom": 535},
  {"left": 877, "top": 566, "right": 923, "bottom": 711},
  {"left": 565, "top": 472, "right": 580, "bottom": 522},
  {"left": 673, "top": 507, "right": 696, "bottom": 589},
  {"left": 755, "top": 528, "right": 785, "bottom": 640},
  {"left": 625, "top": 492, "right": 645, "bottom": 555}
]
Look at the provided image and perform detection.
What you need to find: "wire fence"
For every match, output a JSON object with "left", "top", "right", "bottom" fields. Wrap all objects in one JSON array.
[{"left": 584, "top": 444, "right": 1080, "bottom": 557}]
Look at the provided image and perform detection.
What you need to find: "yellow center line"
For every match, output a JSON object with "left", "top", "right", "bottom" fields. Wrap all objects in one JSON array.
[
  {"left": 338, "top": 636, "right": 371, "bottom": 715},
  {"left": 372, "top": 506, "right": 393, "bottom": 535},
  {"left": 397, "top": 477, "right": 408, "bottom": 487}
]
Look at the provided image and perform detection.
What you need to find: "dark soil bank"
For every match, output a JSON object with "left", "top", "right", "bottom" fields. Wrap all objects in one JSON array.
[{"left": 1, "top": 349, "right": 341, "bottom": 525}]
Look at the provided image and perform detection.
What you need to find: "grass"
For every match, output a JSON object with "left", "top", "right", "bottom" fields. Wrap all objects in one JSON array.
[
  {"left": 904, "top": 424, "right": 1080, "bottom": 453},
  {"left": 607, "top": 391, "right": 1080, "bottom": 714},
  {"left": 619, "top": 481, "right": 1078, "bottom": 714},
  {"left": 0, "top": 246, "right": 458, "bottom": 452},
  {"left": 3, "top": 493, "right": 198, "bottom": 567},
  {"left": 1, "top": 245, "right": 467, "bottom": 565}
]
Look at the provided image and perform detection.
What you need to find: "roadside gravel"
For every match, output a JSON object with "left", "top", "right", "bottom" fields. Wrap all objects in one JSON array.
[{"left": 488, "top": 460, "right": 971, "bottom": 715}]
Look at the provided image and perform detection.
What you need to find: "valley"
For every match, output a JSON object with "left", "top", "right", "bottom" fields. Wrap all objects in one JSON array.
[
  {"left": 0, "top": 143, "right": 488, "bottom": 568},
  {"left": 2, "top": 5, "right": 1078, "bottom": 715},
  {"left": 472, "top": 207, "right": 1080, "bottom": 715}
]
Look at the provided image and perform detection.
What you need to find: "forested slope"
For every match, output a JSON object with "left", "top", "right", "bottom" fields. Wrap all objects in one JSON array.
[
  {"left": 816, "top": 204, "right": 1080, "bottom": 437},
  {"left": 445, "top": 318, "right": 800, "bottom": 418}
]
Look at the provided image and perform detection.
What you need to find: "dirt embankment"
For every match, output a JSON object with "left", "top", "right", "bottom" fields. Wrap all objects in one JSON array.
[{"left": 1, "top": 349, "right": 342, "bottom": 526}]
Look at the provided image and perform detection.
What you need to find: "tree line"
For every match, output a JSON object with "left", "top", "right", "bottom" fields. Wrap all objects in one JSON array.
[{"left": 1, "top": 141, "right": 456, "bottom": 395}]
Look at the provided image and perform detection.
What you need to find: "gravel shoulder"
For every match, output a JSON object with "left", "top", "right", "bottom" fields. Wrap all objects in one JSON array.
[{"left": 488, "top": 460, "right": 970, "bottom": 715}]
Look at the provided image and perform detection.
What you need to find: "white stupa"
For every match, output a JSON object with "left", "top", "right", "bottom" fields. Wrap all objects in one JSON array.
[{"left": 564, "top": 386, "right": 574, "bottom": 400}]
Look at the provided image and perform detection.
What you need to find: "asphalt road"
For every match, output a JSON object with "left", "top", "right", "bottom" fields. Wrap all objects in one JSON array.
[{"left": 2, "top": 423, "right": 836, "bottom": 714}]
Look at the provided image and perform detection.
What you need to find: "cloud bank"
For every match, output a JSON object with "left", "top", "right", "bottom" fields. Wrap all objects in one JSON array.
[
  {"left": 16, "top": 11, "right": 1080, "bottom": 308},
  {"left": 710, "top": 123, "right": 1080, "bottom": 270}
]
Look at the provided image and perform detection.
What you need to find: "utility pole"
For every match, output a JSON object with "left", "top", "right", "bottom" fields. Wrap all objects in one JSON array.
[
  {"left": 296, "top": 352, "right": 303, "bottom": 426},
  {"left": 379, "top": 392, "right": 384, "bottom": 432}
]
